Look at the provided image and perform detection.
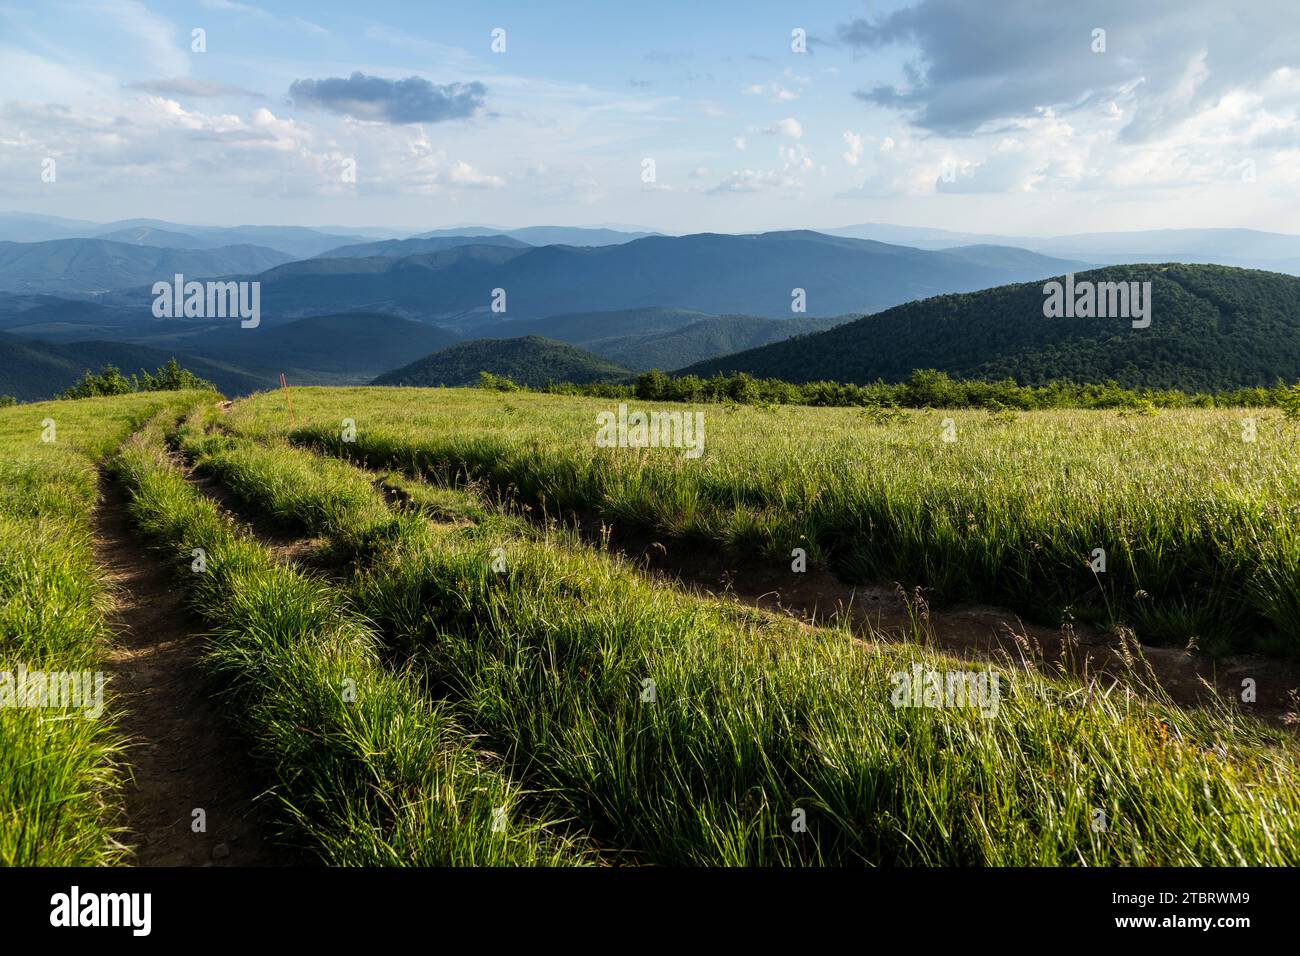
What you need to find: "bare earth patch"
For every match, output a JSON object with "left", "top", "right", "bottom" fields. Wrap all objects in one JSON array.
[
  {"left": 592, "top": 522, "right": 1300, "bottom": 729},
  {"left": 96, "top": 475, "right": 290, "bottom": 866}
]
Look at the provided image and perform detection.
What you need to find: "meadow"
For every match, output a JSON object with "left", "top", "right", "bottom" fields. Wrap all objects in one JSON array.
[
  {"left": 0, "top": 391, "right": 201, "bottom": 865},
  {"left": 4, "top": 384, "right": 1300, "bottom": 866},
  {"left": 227, "top": 386, "right": 1300, "bottom": 657}
]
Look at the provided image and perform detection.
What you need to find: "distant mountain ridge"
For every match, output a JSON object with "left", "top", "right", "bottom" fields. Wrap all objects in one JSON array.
[
  {"left": 680, "top": 263, "right": 1300, "bottom": 390},
  {"left": 0, "top": 213, "right": 660, "bottom": 257},
  {"left": 485, "top": 307, "right": 850, "bottom": 370},
  {"left": 129, "top": 230, "right": 1084, "bottom": 329},
  {"left": 826, "top": 224, "right": 1300, "bottom": 274},
  {"left": 373, "top": 336, "right": 632, "bottom": 388},
  {"left": 414, "top": 225, "right": 659, "bottom": 246},
  {"left": 0, "top": 238, "right": 294, "bottom": 295},
  {"left": 315, "top": 234, "right": 530, "bottom": 258},
  {"left": 0, "top": 331, "right": 263, "bottom": 400}
]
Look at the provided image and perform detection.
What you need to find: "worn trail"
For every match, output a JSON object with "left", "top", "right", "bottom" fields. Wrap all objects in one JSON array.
[{"left": 95, "top": 475, "right": 287, "bottom": 866}]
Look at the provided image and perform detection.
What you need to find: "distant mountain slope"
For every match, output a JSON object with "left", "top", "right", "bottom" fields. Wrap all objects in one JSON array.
[
  {"left": 0, "top": 238, "right": 294, "bottom": 294},
  {"left": 488, "top": 307, "right": 715, "bottom": 343},
  {"left": 315, "top": 234, "right": 529, "bottom": 258},
  {"left": 415, "top": 225, "right": 657, "bottom": 246},
  {"left": 0, "top": 332, "right": 263, "bottom": 400},
  {"left": 482, "top": 307, "right": 846, "bottom": 369},
  {"left": 679, "top": 263, "right": 1300, "bottom": 390},
  {"left": 0, "top": 293, "right": 461, "bottom": 388},
  {"left": 0, "top": 213, "right": 377, "bottom": 258},
  {"left": 191, "top": 312, "right": 461, "bottom": 384},
  {"left": 373, "top": 336, "right": 631, "bottom": 388},
  {"left": 827, "top": 223, "right": 1300, "bottom": 273},
  {"left": 211, "top": 230, "right": 1084, "bottom": 328},
  {"left": 593, "top": 314, "right": 849, "bottom": 371},
  {"left": 95, "top": 226, "right": 215, "bottom": 249}
]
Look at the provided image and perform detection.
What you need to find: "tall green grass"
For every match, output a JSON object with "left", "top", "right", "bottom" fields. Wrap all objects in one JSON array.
[
  {"left": 221, "top": 388, "right": 1300, "bottom": 655},
  {"left": 194, "top": 408, "right": 1300, "bottom": 865},
  {"left": 114, "top": 411, "right": 591, "bottom": 866},
  {"left": 0, "top": 391, "right": 205, "bottom": 865}
]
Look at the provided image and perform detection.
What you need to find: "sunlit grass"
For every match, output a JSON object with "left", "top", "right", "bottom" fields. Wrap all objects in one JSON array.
[
  {"left": 0, "top": 391, "right": 205, "bottom": 865},
  {"left": 116, "top": 409, "right": 592, "bottom": 866},
  {"left": 200, "top": 398, "right": 1300, "bottom": 865},
  {"left": 224, "top": 387, "right": 1300, "bottom": 656}
]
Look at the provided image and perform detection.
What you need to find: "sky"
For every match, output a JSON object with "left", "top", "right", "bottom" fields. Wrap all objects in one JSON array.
[{"left": 1, "top": 0, "right": 1298, "bottom": 236}]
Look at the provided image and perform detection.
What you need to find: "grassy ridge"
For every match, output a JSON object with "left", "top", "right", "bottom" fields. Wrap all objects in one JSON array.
[
  {"left": 114, "top": 410, "right": 590, "bottom": 866},
  {"left": 221, "top": 387, "right": 1300, "bottom": 657},
  {"left": 204, "top": 405, "right": 1300, "bottom": 865},
  {"left": 0, "top": 391, "right": 204, "bottom": 865}
]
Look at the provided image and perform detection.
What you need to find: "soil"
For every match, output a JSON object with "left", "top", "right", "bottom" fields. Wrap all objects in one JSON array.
[
  {"left": 95, "top": 475, "right": 291, "bottom": 866},
  {"left": 578, "top": 516, "right": 1300, "bottom": 729}
]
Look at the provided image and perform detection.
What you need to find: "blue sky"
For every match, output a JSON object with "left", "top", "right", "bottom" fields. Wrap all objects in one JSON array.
[{"left": 2, "top": 0, "right": 1298, "bottom": 235}]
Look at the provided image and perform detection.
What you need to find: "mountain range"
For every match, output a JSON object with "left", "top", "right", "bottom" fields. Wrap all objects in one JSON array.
[
  {"left": 4, "top": 212, "right": 1300, "bottom": 401},
  {"left": 0, "top": 332, "right": 264, "bottom": 401},
  {"left": 0, "top": 239, "right": 293, "bottom": 295},
  {"left": 826, "top": 224, "right": 1300, "bottom": 275},
  {"left": 373, "top": 336, "right": 632, "bottom": 388},
  {"left": 483, "top": 308, "right": 849, "bottom": 371},
  {"left": 108, "top": 231, "right": 1080, "bottom": 328},
  {"left": 682, "top": 263, "right": 1300, "bottom": 390}
]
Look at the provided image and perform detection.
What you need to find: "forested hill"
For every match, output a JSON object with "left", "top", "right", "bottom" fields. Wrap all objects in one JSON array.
[
  {"left": 680, "top": 264, "right": 1300, "bottom": 390},
  {"left": 372, "top": 336, "right": 632, "bottom": 388}
]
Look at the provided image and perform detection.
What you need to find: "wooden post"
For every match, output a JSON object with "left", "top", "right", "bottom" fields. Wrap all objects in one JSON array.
[{"left": 280, "top": 373, "right": 296, "bottom": 427}]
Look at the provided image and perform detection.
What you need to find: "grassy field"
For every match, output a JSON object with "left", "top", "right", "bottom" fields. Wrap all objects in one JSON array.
[
  {"left": 6, "top": 385, "right": 1300, "bottom": 866},
  {"left": 0, "top": 391, "right": 203, "bottom": 865},
  {"left": 182, "top": 398, "right": 1300, "bottom": 865},
  {"left": 115, "top": 410, "right": 591, "bottom": 865},
  {"left": 221, "top": 386, "right": 1300, "bottom": 658}
]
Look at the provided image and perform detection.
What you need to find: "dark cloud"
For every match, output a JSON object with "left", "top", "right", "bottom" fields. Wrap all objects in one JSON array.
[
  {"left": 287, "top": 72, "right": 486, "bottom": 124},
  {"left": 838, "top": 0, "right": 1300, "bottom": 141}
]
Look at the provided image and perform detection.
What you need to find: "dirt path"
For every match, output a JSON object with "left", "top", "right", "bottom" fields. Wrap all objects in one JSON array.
[
  {"left": 96, "top": 475, "right": 288, "bottom": 866},
  {"left": 583, "top": 520, "right": 1300, "bottom": 729}
]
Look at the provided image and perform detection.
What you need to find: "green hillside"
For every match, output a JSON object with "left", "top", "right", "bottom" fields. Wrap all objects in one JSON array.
[
  {"left": 189, "top": 312, "right": 460, "bottom": 384},
  {"left": 0, "top": 333, "right": 263, "bottom": 401},
  {"left": 595, "top": 314, "right": 847, "bottom": 370},
  {"left": 372, "top": 336, "right": 632, "bottom": 388},
  {"left": 682, "top": 264, "right": 1300, "bottom": 389},
  {"left": 487, "top": 308, "right": 848, "bottom": 370}
]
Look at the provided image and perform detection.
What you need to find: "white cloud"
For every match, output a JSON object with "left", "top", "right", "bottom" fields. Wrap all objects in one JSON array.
[
  {"left": 106, "top": 1, "right": 188, "bottom": 74},
  {"left": 842, "top": 130, "right": 864, "bottom": 166},
  {"left": 708, "top": 142, "right": 812, "bottom": 194},
  {"left": 760, "top": 117, "right": 802, "bottom": 139}
]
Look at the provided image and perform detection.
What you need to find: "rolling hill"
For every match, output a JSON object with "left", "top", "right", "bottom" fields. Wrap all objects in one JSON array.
[
  {"left": 187, "top": 312, "right": 461, "bottom": 385},
  {"left": 372, "top": 336, "right": 632, "bottom": 388},
  {"left": 590, "top": 314, "right": 848, "bottom": 371},
  {"left": 0, "top": 213, "right": 382, "bottom": 258},
  {"left": 827, "top": 224, "right": 1300, "bottom": 274},
  {"left": 0, "top": 238, "right": 294, "bottom": 295},
  {"left": 415, "top": 225, "right": 657, "bottom": 246},
  {"left": 487, "top": 307, "right": 717, "bottom": 344},
  {"left": 483, "top": 308, "right": 847, "bottom": 370},
  {"left": 164, "top": 230, "right": 1084, "bottom": 329},
  {"left": 680, "top": 263, "right": 1300, "bottom": 390},
  {"left": 0, "top": 332, "right": 263, "bottom": 401},
  {"left": 315, "top": 234, "right": 529, "bottom": 258}
]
